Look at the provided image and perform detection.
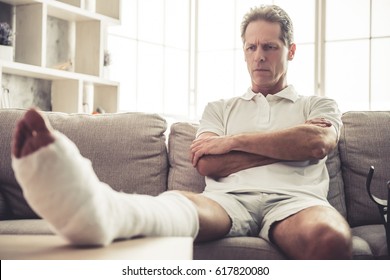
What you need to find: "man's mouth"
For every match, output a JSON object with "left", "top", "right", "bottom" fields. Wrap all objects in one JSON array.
[{"left": 254, "top": 69, "right": 269, "bottom": 72}]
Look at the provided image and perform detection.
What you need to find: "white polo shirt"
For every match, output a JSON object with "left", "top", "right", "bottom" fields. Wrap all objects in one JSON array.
[{"left": 197, "top": 85, "right": 342, "bottom": 198}]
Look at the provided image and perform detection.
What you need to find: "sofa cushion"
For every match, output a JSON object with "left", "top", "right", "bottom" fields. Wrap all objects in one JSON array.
[
  {"left": 0, "top": 219, "right": 53, "bottom": 235},
  {"left": 352, "top": 225, "right": 388, "bottom": 258},
  {"left": 351, "top": 236, "right": 373, "bottom": 259},
  {"left": 194, "top": 237, "right": 285, "bottom": 260},
  {"left": 325, "top": 146, "right": 347, "bottom": 218},
  {"left": 0, "top": 183, "right": 36, "bottom": 219},
  {"left": 194, "top": 235, "right": 374, "bottom": 260},
  {"left": 0, "top": 109, "right": 169, "bottom": 219},
  {"left": 167, "top": 122, "right": 206, "bottom": 192},
  {"left": 0, "top": 109, "right": 38, "bottom": 219},
  {"left": 339, "top": 111, "right": 390, "bottom": 227}
]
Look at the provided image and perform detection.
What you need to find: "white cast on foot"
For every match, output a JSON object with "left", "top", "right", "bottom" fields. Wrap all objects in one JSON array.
[{"left": 12, "top": 131, "right": 199, "bottom": 246}]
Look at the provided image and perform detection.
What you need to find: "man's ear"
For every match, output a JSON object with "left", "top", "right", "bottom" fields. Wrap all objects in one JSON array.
[{"left": 288, "top": 43, "right": 296, "bottom": 60}]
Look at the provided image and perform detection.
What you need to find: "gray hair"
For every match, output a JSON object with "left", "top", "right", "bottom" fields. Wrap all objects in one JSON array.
[{"left": 240, "top": 5, "right": 294, "bottom": 46}]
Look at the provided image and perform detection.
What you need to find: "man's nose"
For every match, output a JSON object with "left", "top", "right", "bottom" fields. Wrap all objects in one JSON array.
[{"left": 254, "top": 48, "right": 266, "bottom": 62}]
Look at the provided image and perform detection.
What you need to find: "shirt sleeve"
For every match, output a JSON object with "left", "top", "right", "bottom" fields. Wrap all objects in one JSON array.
[
  {"left": 196, "top": 100, "right": 225, "bottom": 138},
  {"left": 307, "top": 96, "right": 343, "bottom": 140}
]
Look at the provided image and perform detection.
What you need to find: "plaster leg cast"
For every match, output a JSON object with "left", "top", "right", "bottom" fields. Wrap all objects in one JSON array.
[{"left": 12, "top": 109, "right": 198, "bottom": 246}]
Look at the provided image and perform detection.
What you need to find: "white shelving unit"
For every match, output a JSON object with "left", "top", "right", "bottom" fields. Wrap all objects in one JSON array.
[{"left": 0, "top": 0, "right": 121, "bottom": 113}]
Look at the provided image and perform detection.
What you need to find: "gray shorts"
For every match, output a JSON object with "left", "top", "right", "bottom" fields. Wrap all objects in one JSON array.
[{"left": 201, "top": 191, "right": 333, "bottom": 242}]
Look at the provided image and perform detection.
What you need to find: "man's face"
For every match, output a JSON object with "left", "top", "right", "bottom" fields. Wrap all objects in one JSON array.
[{"left": 243, "top": 20, "right": 295, "bottom": 95}]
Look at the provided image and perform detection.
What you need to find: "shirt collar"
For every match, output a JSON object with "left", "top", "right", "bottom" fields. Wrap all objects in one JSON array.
[{"left": 240, "top": 85, "right": 299, "bottom": 102}]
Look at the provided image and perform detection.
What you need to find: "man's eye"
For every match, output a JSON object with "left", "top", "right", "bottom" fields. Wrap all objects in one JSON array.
[
  {"left": 246, "top": 45, "right": 256, "bottom": 51},
  {"left": 264, "top": 45, "right": 277, "bottom": 50}
]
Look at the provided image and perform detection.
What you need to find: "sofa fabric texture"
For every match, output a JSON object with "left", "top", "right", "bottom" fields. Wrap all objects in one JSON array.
[
  {"left": 0, "top": 109, "right": 388, "bottom": 259},
  {"left": 339, "top": 111, "right": 390, "bottom": 227}
]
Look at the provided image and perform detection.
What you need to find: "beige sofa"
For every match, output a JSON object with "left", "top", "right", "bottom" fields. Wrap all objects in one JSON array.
[{"left": 0, "top": 109, "right": 389, "bottom": 259}]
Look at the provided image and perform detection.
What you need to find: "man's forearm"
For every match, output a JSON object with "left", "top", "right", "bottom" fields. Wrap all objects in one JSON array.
[
  {"left": 195, "top": 151, "right": 279, "bottom": 179},
  {"left": 191, "top": 118, "right": 337, "bottom": 178},
  {"left": 192, "top": 122, "right": 337, "bottom": 165},
  {"left": 231, "top": 124, "right": 337, "bottom": 161}
]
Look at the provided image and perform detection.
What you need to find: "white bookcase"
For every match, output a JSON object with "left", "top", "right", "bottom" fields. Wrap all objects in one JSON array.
[{"left": 0, "top": 0, "right": 121, "bottom": 113}]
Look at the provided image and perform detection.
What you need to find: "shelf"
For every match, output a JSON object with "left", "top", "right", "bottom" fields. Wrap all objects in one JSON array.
[
  {"left": 1, "top": 60, "right": 119, "bottom": 113},
  {"left": 2, "top": 0, "right": 120, "bottom": 23},
  {"left": 0, "top": 0, "right": 32, "bottom": 4},
  {"left": 48, "top": 1, "right": 120, "bottom": 24},
  {"left": 0, "top": 0, "right": 120, "bottom": 114},
  {"left": 0, "top": 60, "right": 118, "bottom": 86},
  {"left": 12, "top": 1, "right": 107, "bottom": 75}
]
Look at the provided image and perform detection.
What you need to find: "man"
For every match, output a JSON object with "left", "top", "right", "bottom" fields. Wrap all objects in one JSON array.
[
  {"left": 11, "top": 5, "right": 352, "bottom": 259},
  {"left": 189, "top": 5, "right": 352, "bottom": 259}
]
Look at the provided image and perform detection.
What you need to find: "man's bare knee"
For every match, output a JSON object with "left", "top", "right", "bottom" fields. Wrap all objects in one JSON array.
[
  {"left": 304, "top": 223, "right": 352, "bottom": 259},
  {"left": 271, "top": 206, "right": 352, "bottom": 259},
  {"left": 172, "top": 190, "right": 231, "bottom": 242}
]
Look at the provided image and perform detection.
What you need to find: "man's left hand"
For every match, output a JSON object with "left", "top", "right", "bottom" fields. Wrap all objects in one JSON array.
[{"left": 190, "top": 135, "right": 233, "bottom": 166}]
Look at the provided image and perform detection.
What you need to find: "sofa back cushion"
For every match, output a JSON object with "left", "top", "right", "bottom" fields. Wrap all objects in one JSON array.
[
  {"left": 168, "top": 122, "right": 206, "bottom": 192},
  {"left": 326, "top": 146, "right": 347, "bottom": 218},
  {"left": 339, "top": 111, "right": 390, "bottom": 227},
  {"left": 0, "top": 109, "right": 168, "bottom": 219},
  {"left": 167, "top": 122, "right": 347, "bottom": 218}
]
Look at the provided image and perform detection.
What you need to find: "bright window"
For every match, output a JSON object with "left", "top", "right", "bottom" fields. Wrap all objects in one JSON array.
[
  {"left": 108, "top": 0, "right": 190, "bottom": 114},
  {"left": 324, "top": 0, "right": 390, "bottom": 112},
  {"left": 325, "top": 40, "right": 370, "bottom": 112},
  {"left": 108, "top": 0, "right": 390, "bottom": 118}
]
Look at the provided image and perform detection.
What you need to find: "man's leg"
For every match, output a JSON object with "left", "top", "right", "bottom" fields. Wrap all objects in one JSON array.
[
  {"left": 178, "top": 191, "right": 232, "bottom": 242},
  {"left": 11, "top": 109, "right": 231, "bottom": 246},
  {"left": 270, "top": 206, "right": 352, "bottom": 259}
]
